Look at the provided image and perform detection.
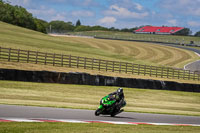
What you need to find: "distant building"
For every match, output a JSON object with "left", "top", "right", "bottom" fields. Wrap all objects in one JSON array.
[{"left": 134, "top": 26, "right": 184, "bottom": 35}]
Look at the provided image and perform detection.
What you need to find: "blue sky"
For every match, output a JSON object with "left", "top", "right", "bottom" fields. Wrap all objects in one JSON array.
[{"left": 8, "top": 0, "right": 200, "bottom": 34}]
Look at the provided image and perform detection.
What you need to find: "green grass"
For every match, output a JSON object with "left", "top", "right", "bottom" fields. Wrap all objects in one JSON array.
[
  {"left": 0, "top": 21, "right": 199, "bottom": 68},
  {"left": 0, "top": 123, "right": 200, "bottom": 133},
  {"left": 1, "top": 80, "right": 200, "bottom": 116}
]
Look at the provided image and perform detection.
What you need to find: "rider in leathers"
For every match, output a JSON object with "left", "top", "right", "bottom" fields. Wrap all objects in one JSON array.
[{"left": 109, "top": 88, "right": 126, "bottom": 110}]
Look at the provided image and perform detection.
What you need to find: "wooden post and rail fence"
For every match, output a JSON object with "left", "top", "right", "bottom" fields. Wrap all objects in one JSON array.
[{"left": 0, "top": 47, "right": 199, "bottom": 81}]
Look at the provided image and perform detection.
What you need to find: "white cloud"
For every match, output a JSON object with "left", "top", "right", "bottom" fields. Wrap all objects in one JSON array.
[
  {"left": 82, "top": 0, "right": 94, "bottom": 6},
  {"left": 167, "top": 19, "right": 177, "bottom": 26},
  {"left": 29, "top": 8, "right": 56, "bottom": 16},
  {"left": 48, "top": 0, "right": 99, "bottom": 7},
  {"left": 22, "top": 0, "right": 30, "bottom": 5},
  {"left": 160, "top": 0, "right": 200, "bottom": 16},
  {"left": 28, "top": 6, "right": 70, "bottom": 22},
  {"left": 71, "top": 10, "right": 94, "bottom": 17},
  {"left": 188, "top": 21, "right": 200, "bottom": 27},
  {"left": 8, "top": 0, "right": 34, "bottom": 8},
  {"left": 98, "top": 16, "right": 117, "bottom": 25},
  {"left": 51, "top": 13, "right": 68, "bottom": 21},
  {"left": 105, "top": 5, "right": 148, "bottom": 19},
  {"left": 108, "top": 0, "right": 145, "bottom": 11},
  {"left": 135, "top": 3, "right": 143, "bottom": 11}
]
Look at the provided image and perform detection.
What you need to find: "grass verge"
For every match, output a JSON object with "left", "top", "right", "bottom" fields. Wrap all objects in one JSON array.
[
  {"left": 0, "top": 123, "right": 200, "bottom": 133},
  {"left": 0, "top": 80, "right": 200, "bottom": 116}
]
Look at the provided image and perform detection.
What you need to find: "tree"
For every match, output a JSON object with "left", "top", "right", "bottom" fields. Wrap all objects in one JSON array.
[
  {"left": 109, "top": 27, "right": 119, "bottom": 31},
  {"left": 34, "top": 18, "right": 48, "bottom": 33},
  {"left": 90, "top": 25, "right": 108, "bottom": 31},
  {"left": 194, "top": 31, "right": 200, "bottom": 37},
  {"left": 0, "top": 0, "right": 15, "bottom": 23},
  {"left": 76, "top": 19, "right": 81, "bottom": 27},
  {"left": 174, "top": 28, "right": 192, "bottom": 36},
  {"left": 120, "top": 28, "right": 137, "bottom": 32},
  {"left": 74, "top": 25, "right": 91, "bottom": 32},
  {"left": 12, "top": 6, "right": 36, "bottom": 30},
  {"left": 0, "top": 0, "right": 37, "bottom": 31},
  {"left": 49, "top": 20, "right": 75, "bottom": 33}
]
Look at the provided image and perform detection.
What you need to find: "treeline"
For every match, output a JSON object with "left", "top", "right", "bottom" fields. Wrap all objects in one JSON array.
[
  {"left": 0, "top": 0, "right": 48, "bottom": 33},
  {"left": 47, "top": 20, "right": 137, "bottom": 33},
  {"left": 0, "top": 0, "right": 137, "bottom": 34}
]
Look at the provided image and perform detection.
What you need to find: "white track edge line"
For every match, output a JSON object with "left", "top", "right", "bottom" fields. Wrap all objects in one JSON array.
[{"left": 0, "top": 118, "right": 200, "bottom": 126}]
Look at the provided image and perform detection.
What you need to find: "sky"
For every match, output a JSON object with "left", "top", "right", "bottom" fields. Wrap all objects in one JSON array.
[{"left": 8, "top": 0, "right": 200, "bottom": 34}]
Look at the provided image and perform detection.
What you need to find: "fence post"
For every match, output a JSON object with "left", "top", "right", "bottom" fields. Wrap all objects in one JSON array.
[
  {"left": 8, "top": 48, "right": 11, "bottom": 61},
  {"left": 17, "top": 49, "right": 20, "bottom": 62},
  {"left": 188, "top": 70, "right": 191, "bottom": 80},
  {"left": 99, "top": 59, "right": 101, "bottom": 71},
  {"left": 27, "top": 50, "right": 30, "bottom": 63},
  {"left": 167, "top": 68, "right": 169, "bottom": 79},
  {"left": 161, "top": 67, "right": 163, "bottom": 78},
  {"left": 45, "top": 53, "right": 47, "bottom": 65},
  {"left": 125, "top": 63, "right": 128, "bottom": 73},
  {"left": 149, "top": 66, "right": 152, "bottom": 76},
  {"left": 171, "top": 69, "right": 174, "bottom": 79},
  {"left": 0, "top": 47, "right": 1, "bottom": 59},
  {"left": 132, "top": 63, "right": 134, "bottom": 74},
  {"left": 84, "top": 57, "right": 86, "bottom": 69},
  {"left": 183, "top": 70, "right": 185, "bottom": 80},
  {"left": 155, "top": 67, "right": 158, "bottom": 77},
  {"left": 193, "top": 72, "right": 196, "bottom": 80},
  {"left": 119, "top": 62, "right": 121, "bottom": 73},
  {"left": 35, "top": 51, "right": 38, "bottom": 64},
  {"left": 106, "top": 61, "right": 108, "bottom": 71},
  {"left": 77, "top": 56, "right": 79, "bottom": 68},
  {"left": 178, "top": 69, "right": 180, "bottom": 79},
  {"left": 112, "top": 61, "right": 115, "bottom": 72},
  {"left": 144, "top": 65, "right": 146, "bottom": 75},
  {"left": 61, "top": 54, "right": 63, "bottom": 67},
  {"left": 69, "top": 55, "right": 71, "bottom": 67},
  {"left": 138, "top": 64, "right": 140, "bottom": 75},
  {"left": 53, "top": 53, "right": 55, "bottom": 66},
  {"left": 92, "top": 58, "right": 94, "bottom": 70}
]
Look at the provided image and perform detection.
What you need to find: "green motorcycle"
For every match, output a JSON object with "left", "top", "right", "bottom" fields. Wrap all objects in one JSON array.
[{"left": 95, "top": 94, "right": 125, "bottom": 117}]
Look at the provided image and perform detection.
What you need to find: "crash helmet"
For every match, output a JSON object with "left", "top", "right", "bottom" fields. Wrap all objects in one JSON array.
[{"left": 117, "top": 88, "right": 123, "bottom": 95}]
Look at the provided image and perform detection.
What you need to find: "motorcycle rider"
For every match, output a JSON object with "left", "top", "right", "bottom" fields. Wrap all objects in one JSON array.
[{"left": 109, "top": 88, "right": 126, "bottom": 110}]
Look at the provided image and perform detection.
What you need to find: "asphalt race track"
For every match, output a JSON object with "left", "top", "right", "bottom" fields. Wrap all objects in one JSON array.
[
  {"left": 0, "top": 105, "right": 200, "bottom": 125},
  {"left": 155, "top": 43, "right": 200, "bottom": 72}
]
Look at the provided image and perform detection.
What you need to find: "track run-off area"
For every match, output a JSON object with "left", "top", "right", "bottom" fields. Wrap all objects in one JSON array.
[{"left": 0, "top": 105, "right": 200, "bottom": 126}]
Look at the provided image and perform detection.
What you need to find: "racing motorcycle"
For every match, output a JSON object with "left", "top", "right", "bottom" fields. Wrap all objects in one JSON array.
[{"left": 95, "top": 94, "right": 125, "bottom": 117}]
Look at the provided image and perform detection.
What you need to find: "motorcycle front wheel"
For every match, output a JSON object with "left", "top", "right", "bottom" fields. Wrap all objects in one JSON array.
[{"left": 95, "top": 109, "right": 101, "bottom": 116}]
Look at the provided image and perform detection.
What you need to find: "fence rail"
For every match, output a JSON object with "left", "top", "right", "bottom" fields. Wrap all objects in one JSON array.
[{"left": 0, "top": 47, "right": 199, "bottom": 81}]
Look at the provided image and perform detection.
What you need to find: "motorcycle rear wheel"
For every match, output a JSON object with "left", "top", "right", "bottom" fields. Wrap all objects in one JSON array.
[{"left": 111, "top": 113, "right": 116, "bottom": 117}]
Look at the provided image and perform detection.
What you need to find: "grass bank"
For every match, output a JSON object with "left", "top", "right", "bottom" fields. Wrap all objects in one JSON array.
[
  {"left": 0, "top": 123, "right": 200, "bottom": 133},
  {"left": 0, "top": 21, "right": 199, "bottom": 68},
  {"left": 0, "top": 80, "right": 200, "bottom": 116}
]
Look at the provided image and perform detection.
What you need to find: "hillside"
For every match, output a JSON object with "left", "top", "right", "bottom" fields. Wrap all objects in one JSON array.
[
  {"left": 0, "top": 21, "right": 199, "bottom": 69},
  {"left": 71, "top": 31, "right": 200, "bottom": 47}
]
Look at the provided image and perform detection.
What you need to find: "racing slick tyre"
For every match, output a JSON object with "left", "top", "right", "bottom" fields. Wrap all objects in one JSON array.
[{"left": 95, "top": 109, "right": 101, "bottom": 116}]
